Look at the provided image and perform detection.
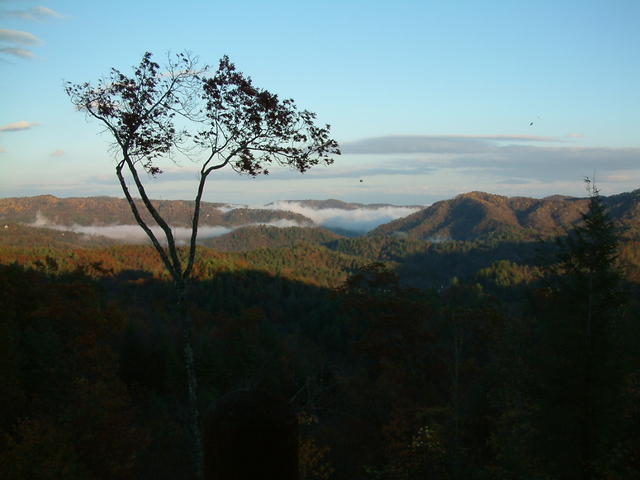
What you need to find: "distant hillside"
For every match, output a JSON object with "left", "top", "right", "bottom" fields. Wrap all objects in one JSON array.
[
  {"left": 0, "top": 195, "right": 313, "bottom": 227},
  {"left": 370, "top": 190, "right": 640, "bottom": 241},
  {"left": 4, "top": 190, "right": 640, "bottom": 247},
  {"left": 604, "top": 190, "right": 640, "bottom": 238},
  {"left": 203, "top": 225, "right": 343, "bottom": 251},
  {"left": 0, "top": 223, "right": 117, "bottom": 248}
]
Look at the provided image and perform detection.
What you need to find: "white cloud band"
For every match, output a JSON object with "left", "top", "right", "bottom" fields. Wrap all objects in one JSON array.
[
  {"left": 0, "top": 121, "right": 40, "bottom": 132},
  {"left": 0, "top": 28, "right": 41, "bottom": 45},
  {"left": 7, "top": 6, "right": 63, "bottom": 21}
]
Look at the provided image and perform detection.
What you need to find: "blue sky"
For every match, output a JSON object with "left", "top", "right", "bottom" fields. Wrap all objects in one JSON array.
[{"left": 1, "top": 0, "right": 639, "bottom": 205}]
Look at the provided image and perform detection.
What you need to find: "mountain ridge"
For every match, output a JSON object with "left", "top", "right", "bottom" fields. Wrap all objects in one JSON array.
[
  {"left": 370, "top": 189, "right": 640, "bottom": 241},
  {"left": 2, "top": 190, "right": 640, "bottom": 246},
  {"left": 0, "top": 195, "right": 312, "bottom": 227}
]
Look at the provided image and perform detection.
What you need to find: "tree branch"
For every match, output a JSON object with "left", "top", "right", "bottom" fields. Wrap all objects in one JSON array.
[
  {"left": 183, "top": 169, "right": 210, "bottom": 279},
  {"left": 116, "top": 161, "right": 179, "bottom": 281},
  {"left": 122, "top": 154, "right": 183, "bottom": 277},
  {"left": 184, "top": 145, "right": 244, "bottom": 277}
]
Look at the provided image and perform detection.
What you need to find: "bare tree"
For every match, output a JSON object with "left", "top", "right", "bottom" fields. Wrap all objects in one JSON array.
[{"left": 66, "top": 51, "right": 339, "bottom": 478}]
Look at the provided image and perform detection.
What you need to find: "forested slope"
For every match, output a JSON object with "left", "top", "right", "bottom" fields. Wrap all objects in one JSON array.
[
  {"left": 0, "top": 195, "right": 312, "bottom": 227},
  {"left": 370, "top": 189, "right": 640, "bottom": 241},
  {"left": 1, "top": 236, "right": 638, "bottom": 478}
]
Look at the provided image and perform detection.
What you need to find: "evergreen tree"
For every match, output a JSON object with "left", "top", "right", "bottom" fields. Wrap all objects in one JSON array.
[{"left": 534, "top": 180, "right": 626, "bottom": 479}]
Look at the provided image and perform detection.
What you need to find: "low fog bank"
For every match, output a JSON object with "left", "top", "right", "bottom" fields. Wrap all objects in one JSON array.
[
  {"left": 266, "top": 201, "right": 423, "bottom": 233},
  {"left": 30, "top": 214, "right": 302, "bottom": 245},
  {"left": 27, "top": 201, "right": 423, "bottom": 243}
]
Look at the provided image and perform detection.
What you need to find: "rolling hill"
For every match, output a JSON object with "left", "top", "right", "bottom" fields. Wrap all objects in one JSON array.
[
  {"left": 2, "top": 190, "right": 640, "bottom": 248},
  {"left": 0, "top": 195, "right": 312, "bottom": 227},
  {"left": 203, "top": 225, "right": 343, "bottom": 251},
  {"left": 369, "top": 190, "right": 640, "bottom": 241}
]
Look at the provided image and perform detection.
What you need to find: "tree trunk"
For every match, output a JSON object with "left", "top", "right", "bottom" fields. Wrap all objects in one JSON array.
[
  {"left": 177, "top": 282, "right": 203, "bottom": 480},
  {"left": 451, "top": 317, "right": 462, "bottom": 480},
  {"left": 582, "top": 276, "right": 594, "bottom": 480}
]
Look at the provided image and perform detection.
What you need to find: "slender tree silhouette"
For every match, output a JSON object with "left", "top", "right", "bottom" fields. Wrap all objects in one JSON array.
[{"left": 66, "top": 51, "right": 339, "bottom": 479}]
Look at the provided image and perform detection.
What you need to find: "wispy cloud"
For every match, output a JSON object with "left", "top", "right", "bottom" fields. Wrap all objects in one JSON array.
[
  {"left": 50, "top": 149, "right": 65, "bottom": 157},
  {"left": 0, "top": 146, "right": 5, "bottom": 153},
  {"left": 0, "top": 120, "right": 39, "bottom": 132},
  {"left": 446, "top": 145, "right": 640, "bottom": 182},
  {"left": 6, "top": 6, "right": 63, "bottom": 21},
  {"left": 341, "top": 134, "right": 559, "bottom": 155},
  {"left": 329, "top": 146, "right": 638, "bottom": 188},
  {"left": 602, "top": 173, "right": 635, "bottom": 183},
  {"left": 498, "top": 178, "right": 532, "bottom": 185},
  {"left": 337, "top": 134, "right": 640, "bottom": 187},
  {"left": 0, "top": 28, "right": 41, "bottom": 59},
  {"left": 0, "top": 28, "right": 40, "bottom": 45},
  {"left": 0, "top": 46, "right": 34, "bottom": 58},
  {"left": 454, "top": 134, "right": 556, "bottom": 141}
]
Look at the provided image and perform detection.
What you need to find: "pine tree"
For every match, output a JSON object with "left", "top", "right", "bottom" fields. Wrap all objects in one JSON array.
[{"left": 536, "top": 179, "right": 626, "bottom": 479}]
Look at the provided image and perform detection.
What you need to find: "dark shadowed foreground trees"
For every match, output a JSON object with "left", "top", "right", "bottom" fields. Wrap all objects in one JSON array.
[
  {"left": 65, "top": 51, "right": 339, "bottom": 478},
  {"left": 490, "top": 182, "right": 636, "bottom": 479},
  {"left": 2, "top": 224, "right": 640, "bottom": 477},
  {"left": 542, "top": 181, "right": 626, "bottom": 479}
]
